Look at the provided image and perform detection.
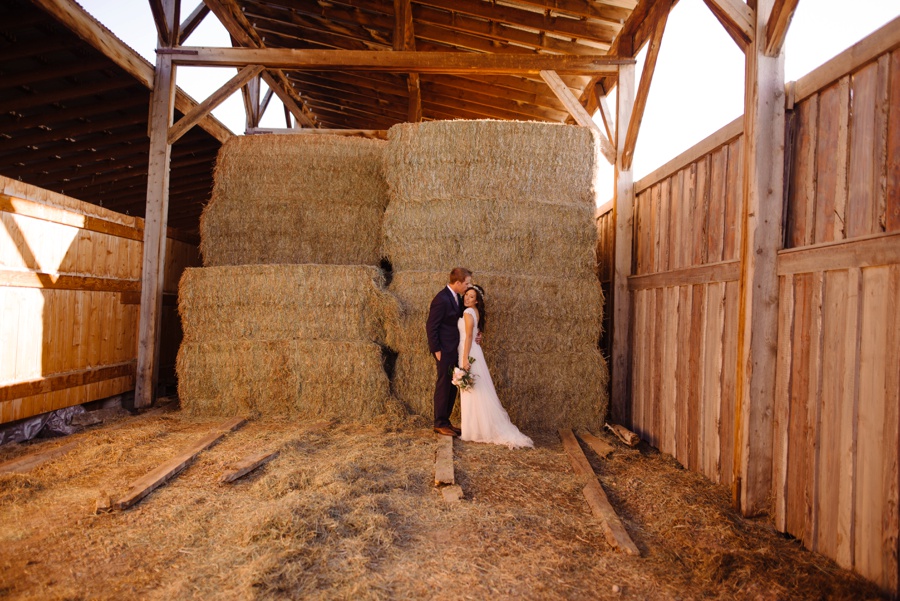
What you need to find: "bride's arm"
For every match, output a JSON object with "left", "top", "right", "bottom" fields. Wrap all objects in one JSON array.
[{"left": 462, "top": 312, "right": 474, "bottom": 370}]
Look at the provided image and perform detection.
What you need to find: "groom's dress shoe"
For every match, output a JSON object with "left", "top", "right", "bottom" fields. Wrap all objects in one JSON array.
[
  {"left": 433, "top": 426, "right": 459, "bottom": 437},
  {"left": 449, "top": 425, "right": 462, "bottom": 436}
]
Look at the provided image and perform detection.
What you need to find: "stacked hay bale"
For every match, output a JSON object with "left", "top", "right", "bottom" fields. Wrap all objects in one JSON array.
[
  {"left": 383, "top": 120, "right": 608, "bottom": 432},
  {"left": 178, "top": 135, "right": 400, "bottom": 420}
]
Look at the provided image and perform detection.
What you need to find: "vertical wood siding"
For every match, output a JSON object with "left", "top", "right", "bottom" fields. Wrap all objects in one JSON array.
[{"left": 0, "top": 176, "right": 198, "bottom": 423}]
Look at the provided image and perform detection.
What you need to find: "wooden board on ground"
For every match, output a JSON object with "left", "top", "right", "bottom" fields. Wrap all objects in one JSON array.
[
  {"left": 219, "top": 450, "right": 279, "bottom": 484},
  {"left": 0, "top": 440, "right": 79, "bottom": 474},
  {"left": 441, "top": 484, "right": 463, "bottom": 503},
  {"left": 434, "top": 433, "right": 454, "bottom": 486},
  {"left": 577, "top": 430, "right": 615, "bottom": 458},
  {"left": 605, "top": 423, "right": 640, "bottom": 447},
  {"left": 112, "top": 417, "right": 247, "bottom": 511},
  {"left": 559, "top": 429, "right": 640, "bottom": 556}
]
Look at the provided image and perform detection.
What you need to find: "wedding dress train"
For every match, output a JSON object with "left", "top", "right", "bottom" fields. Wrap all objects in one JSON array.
[{"left": 457, "top": 308, "right": 533, "bottom": 449}]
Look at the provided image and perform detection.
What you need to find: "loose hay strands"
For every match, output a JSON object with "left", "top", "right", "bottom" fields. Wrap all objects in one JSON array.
[
  {"left": 201, "top": 134, "right": 388, "bottom": 267},
  {"left": 385, "top": 120, "right": 602, "bottom": 206},
  {"left": 179, "top": 264, "right": 398, "bottom": 345},
  {"left": 177, "top": 340, "right": 403, "bottom": 420},
  {"left": 383, "top": 198, "right": 597, "bottom": 277},
  {"left": 388, "top": 270, "right": 608, "bottom": 432}
]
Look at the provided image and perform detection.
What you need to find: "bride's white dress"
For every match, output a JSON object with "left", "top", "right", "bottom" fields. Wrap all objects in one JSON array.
[{"left": 457, "top": 308, "right": 533, "bottom": 449}]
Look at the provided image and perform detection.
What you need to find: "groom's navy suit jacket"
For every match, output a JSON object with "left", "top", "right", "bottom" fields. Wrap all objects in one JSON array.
[{"left": 426, "top": 287, "right": 462, "bottom": 356}]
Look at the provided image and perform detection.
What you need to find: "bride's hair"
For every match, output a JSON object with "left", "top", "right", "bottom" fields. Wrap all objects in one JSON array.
[{"left": 465, "top": 285, "right": 487, "bottom": 333}]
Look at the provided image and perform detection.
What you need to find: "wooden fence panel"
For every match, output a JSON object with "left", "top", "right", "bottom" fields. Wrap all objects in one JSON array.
[{"left": 0, "top": 176, "right": 198, "bottom": 424}]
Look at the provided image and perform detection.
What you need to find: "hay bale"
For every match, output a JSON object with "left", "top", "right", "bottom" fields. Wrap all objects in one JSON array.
[
  {"left": 384, "top": 120, "right": 602, "bottom": 206},
  {"left": 383, "top": 198, "right": 596, "bottom": 276},
  {"left": 387, "top": 270, "right": 608, "bottom": 431},
  {"left": 177, "top": 340, "right": 400, "bottom": 419},
  {"left": 200, "top": 134, "right": 388, "bottom": 267},
  {"left": 178, "top": 264, "right": 398, "bottom": 345}
]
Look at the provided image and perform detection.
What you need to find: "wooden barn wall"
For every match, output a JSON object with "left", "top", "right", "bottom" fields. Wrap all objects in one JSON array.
[
  {"left": 0, "top": 175, "right": 199, "bottom": 425},
  {"left": 595, "top": 209, "right": 615, "bottom": 366},
  {"left": 600, "top": 21, "right": 900, "bottom": 593}
]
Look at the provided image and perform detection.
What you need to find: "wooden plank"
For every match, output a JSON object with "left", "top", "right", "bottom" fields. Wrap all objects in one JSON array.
[
  {"left": 772, "top": 274, "right": 794, "bottom": 531},
  {"left": 694, "top": 156, "right": 710, "bottom": 266},
  {"left": 674, "top": 285, "right": 692, "bottom": 465},
  {"left": 681, "top": 164, "right": 697, "bottom": 268},
  {"left": 887, "top": 50, "right": 900, "bottom": 233},
  {"left": 702, "top": 281, "right": 726, "bottom": 482},
  {"left": 764, "top": 0, "right": 799, "bottom": 57},
  {"left": 794, "top": 15, "right": 900, "bottom": 103},
  {"left": 649, "top": 184, "right": 660, "bottom": 273},
  {"left": 777, "top": 231, "right": 900, "bottom": 275},
  {"left": 847, "top": 62, "right": 880, "bottom": 239},
  {"left": 804, "top": 272, "right": 825, "bottom": 550},
  {"left": 785, "top": 273, "right": 811, "bottom": 538},
  {"left": 559, "top": 429, "right": 640, "bottom": 556},
  {"left": 577, "top": 430, "right": 615, "bottom": 459},
  {"left": 707, "top": 146, "right": 727, "bottom": 262},
  {"left": 881, "top": 265, "right": 900, "bottom": 594},
  {"left": 0, "top": 441, "right": 79, "bottom": 474},
  {"left": 854, "top": 266, "right": 891, "bottom": 584},
  {"left": 661, "top": 286, "right": 678, "bottom": 456},
  {"left": 434, "top": 433, "right": 454, "bottom": 485},
  {"left": 814, "top": 78, "right": 851, "bottom": 244},
  {"left": 787, "top": 95, "right": 818, "bottom": 247},
  {"left": 687, "top": 285, "right": 705, "bottom": 472},
  {"left": 628, "top": 260, "right": 740, "bottom": 290},
  {"left": 169, "top": 47, "right": 631, "bottom": 74},
  {"left": 539, "top": 70, "right": 616, "bottom": 164},
  {"left": 669, "top": 169, "right": 684, "bottom": 271},
  {"left": 734, "top": 0, "right": 784, "bottom": 516},
  {"left": 219, "top": 450, "right": 279, "bottom": 483},
  {"left": 630, "top": 289, "right": 647, "bottom": 434},
  {"left": 658, "top": 179, "right": 671, "bottom": 271},
  {"left": 114, "top": 418, "right": 247, "bottom": 511},
  {"left": 0, "top": 194, "right": 143, "bottom": 241},
  {"left": 0, "top": 270, "right": 140, "bottom": 293},
  {"left": 610, "top": 62, "right": 635, "bottom": 424},
  {"left": 723, "top": 137, "right": 743, "bottom": 261},
  {"left": 621, "top": 6, "right": 668, "bottom": 170},
  {"left": 178, "top": 2, "right": 210, "bottom": 45}
]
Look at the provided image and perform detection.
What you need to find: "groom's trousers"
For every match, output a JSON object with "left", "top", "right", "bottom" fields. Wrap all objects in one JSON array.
[{"left": 433, "top": 351, "right": 458, "bottom": 428}]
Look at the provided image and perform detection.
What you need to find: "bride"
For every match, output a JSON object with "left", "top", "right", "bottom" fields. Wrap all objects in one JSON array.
[{"left": 457, "top": 286, "right": 533, "bottom": 449}]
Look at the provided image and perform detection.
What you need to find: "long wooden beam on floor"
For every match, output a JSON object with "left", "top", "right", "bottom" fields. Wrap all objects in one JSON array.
[
  {"left": 576, "top": 430, "right": 615, "bottom": 459},
  {"left": 434, "top": 433, "right": 454, "bottom": 486},
  {"left": 219, "top": 450, "right": 278, "bottom": 484},
  {"left": 0, "top": 441, "right": 80, "bottom": 474},
  {"left": 559, "top": 429, "right": 639, "bottom": 555},
  {"left": 559, "top": 429, "right": 641, "bottom": 555},
  {"left": 112, "top": 417, "right": 247, "bottom": 511},
  {"left": 165, "top": 48, "right": 633, "bottom": 75}
]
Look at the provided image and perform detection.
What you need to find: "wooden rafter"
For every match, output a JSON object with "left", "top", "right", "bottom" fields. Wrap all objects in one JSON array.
[
  {"left": 539, "top": 70, "right": 616, "bottom": 163},
  {"left": 148, "top": 0, "right": 175, "bottom": 46},
  {"left": 178, "top": 2, "right": 210, "bottom": 45},
  {"left": 595, "top": 87, "right": 616, "bottom": 145},
  {"left": 702, "top": 0, "right": 755, "bottom": 51},
  {"left": 764, "top": 0, "right": 799, "bottom": 57},
  {"left": 168, "top": 64, "right": 264, "bottom": 143},
  {"left": 621, "top": 3, "right": 669, "bottom": 170},
  {"left": 202, "top": 0, "right": 317, "bottom": 127},
  {"left": 166, "top": 47, "right": 632, "bottom": 74},
  {"left": 394, "top": 0, "right": 421, "bottom": 123}
]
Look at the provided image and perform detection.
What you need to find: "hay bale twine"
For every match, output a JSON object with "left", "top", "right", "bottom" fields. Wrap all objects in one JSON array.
[
  {"left": 384, "top": 120, "right": 602, "bottom": 206},
  {"left": 177, "top": 264, "right": 402, "bottom": 419},
  {"left": 200, "top": 134, "right": 388, "bottom": 267}
]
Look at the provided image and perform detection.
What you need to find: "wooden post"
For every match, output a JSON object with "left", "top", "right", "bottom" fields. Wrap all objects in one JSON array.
[
  {"left": 733, "top": 0, "right": 785, "bottom": 516},
  {"left": 135, "top": 22, "right": 178, "bottom": 407},
  {"left": 611, "top": 63, "right": 636, "bottom": 425}
]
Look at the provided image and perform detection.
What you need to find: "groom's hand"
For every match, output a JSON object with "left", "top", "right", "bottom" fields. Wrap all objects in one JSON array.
[
  {"left": 475, "top": 332, "right": 483, "bottom": 345},
  {"left": 434, "top": 351, "right": 442, "bottom": 361}
]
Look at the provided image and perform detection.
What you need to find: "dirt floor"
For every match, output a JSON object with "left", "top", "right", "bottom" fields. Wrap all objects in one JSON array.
[{"left": 0, "top": 407, "right": 886, "bottom": 600}]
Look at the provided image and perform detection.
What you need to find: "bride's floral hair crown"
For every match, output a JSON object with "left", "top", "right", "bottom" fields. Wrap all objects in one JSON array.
[{"left": 468, "top": 284, "right": 486, "bottom": 301}]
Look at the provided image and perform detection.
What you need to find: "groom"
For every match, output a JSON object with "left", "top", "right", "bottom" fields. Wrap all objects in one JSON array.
[{"left": 426, "top": 267, "right": 472, "bottom": 437}]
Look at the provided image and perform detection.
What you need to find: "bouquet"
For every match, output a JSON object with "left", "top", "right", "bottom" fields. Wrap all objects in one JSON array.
[{"left": 451, "top": 357, "right": 477, "bottom": 391}]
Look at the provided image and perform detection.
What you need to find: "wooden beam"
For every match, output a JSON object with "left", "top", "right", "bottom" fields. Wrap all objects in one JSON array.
[
  {"left": 559, "top": 430, "right": 640, "bottom": 555},
  {"left": 407, "top": 73, "right": 422, "bottom": 122},
  {"left": 134, "top": 45, "right": 176, "bottom": 408},
  {"left": 764, "top": 0, "right": 798, "bottom": 56},
  {"left": 434, "top": 433, "right": 454, "bottom": 485},
  {"left": 577, "top": 430, "right": 615, "bottom": 458},
  {"left": 178, "top": 2, "right": 210, "bottom": 45},
  {"left": 0, "top": 362, "right": 136, "bottom": 403},
  {"left": 595, "top": 88, "right": 616, "bottom": 147},
  {"left": 27, "top": 0, "right": 232, "bottom": 143},
  {"left": 246, "top": 128, "right": 388, "bottom": 139},
  {"left": 0, "top": 442, "right": 80, "bottom": 474},
  {"left": 621, "top": 4, "right": 669, "bottom": 170},
  {"left": 539, "top": 70, "right": 616, "bottom": 163},
  {"left": 166, "top": 47, "right": 632, "bottom": 74},
  {"left": 702, "top": 0, "right": 755, "bottom": 51},
  {"left": 148, "top": 0, "right": 172, "bottom": 46},
  {"left": 393, "top": 0, "right": 415, "bottom": 51},
  {"left": 219, "top": 450, "right": 278, "bottom": 483},
  {"left": 258, "top": 86, "right": 274, "bottom": 122},
  {"left": 0, "top": 270, "right": 140, "bottom": 293},
  {"left": 169, "top": 64, "right": 264, "bottom": 144},
  {"left": 734, "top": 0, "right": 784, "bottom": 517},
  {"left": 201, "top": 0, "right": 317, "bottom": 127},
  {"left": 610, "top": 62, "right": 636, "bottom": 426},
  {"left": 113, "top": 417, "right": 246, "bottom": 510},
  {"left": 628, "top": 260, "right": 741, "bottom": 290}
]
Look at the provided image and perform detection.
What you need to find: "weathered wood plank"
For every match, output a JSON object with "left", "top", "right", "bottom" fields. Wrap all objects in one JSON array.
[
  {"left": 702, "top": 281, "right": 726, "bottom": 482},
  {"left": 688, "top": 284, "right": 706, "bottom": 472},
  {"left": 707, "top": 145, "right": 727, "bottom": 262},
  {"left": 631, "top": 289, "right": 647, "bottom": 435},
  {"left": 847, "top": 62, "right": 880, "bottom": 239},
  {"left": 887, "top": 50, "right": 900, "bottom": 232},
  {"left": 674, "top": 285, "right": 692, "bottom": 466},
  {"left": 803, "top": 272, "right": 825, "bottom": 550},
  {"left": 787, "top": 96, "right": 818, "bottom": 247},
  {"left": 114, "top": 418, "right": 247, "bottom": 510},
  {"left": 219, "top": 450, "right": 278, "bottom": 483},
  {"left": 694, "top": 155, "right": 710, "bottom": 266},
  {"left": 0, "top": 362, "right": 135, "bottom": 404},
  {"left": 764, "top": 0, "right": 799, "bottom": 57},
  {"left": 434, "top": 433, "right": 454, "bottom": 485},
  {"left": 658, "top": 178, "right": 672, "bottom": 271},
  {"left": 577, "top": 430, "right": 615, "bottom": 459},
  {"left": 786, "top": 274, "right": 812, "bottom": 538},
  {"left": 881, "top": 265, "right": 900, "bottom": 593},
  {"left": 559, "top": 429, "right": 640, "bottom": 556},
  {"left": 660, "top": 285, "right": 678, "bottom": 456},
  {"left": 777, "top": 231, "right": 900, "bottom": 275},
  {"left": 0, "top": 441, "right": 79, "bottom": 474},
  {"left": 772, "top": 274, "right": 794, "bottom": 531},
  {"left": 723, "top": 137, "right": 742, "bottom": 261},
  {"left": 814, "top": 77, "right": 850, "bottom": 244}
]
